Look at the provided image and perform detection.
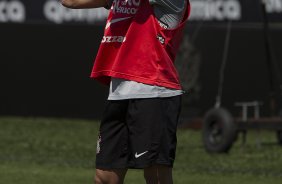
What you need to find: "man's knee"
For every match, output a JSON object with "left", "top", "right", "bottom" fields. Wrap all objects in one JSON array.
[
  {"left": 144, "top": 165, "right": 173, "bottom": 184},
  {"left": 94, "top": 169, "right": 127, "bottom": 184},
  {"left": 94, "top": 170, "right": 106, "bottom": 184},
  {"left": 144, "top": 166, "right": 158, "bottom": 183},
  {"left": 94, "top": 175, "right": 102, "bottom": 184}
]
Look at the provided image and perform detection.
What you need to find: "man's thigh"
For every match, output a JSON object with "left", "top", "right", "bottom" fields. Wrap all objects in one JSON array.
[
  {"left": 96, "top": 100, "right": 130, "bottom": 169},
  {"left": 127, "top": 96, "right": 182, "bottom": 168}
]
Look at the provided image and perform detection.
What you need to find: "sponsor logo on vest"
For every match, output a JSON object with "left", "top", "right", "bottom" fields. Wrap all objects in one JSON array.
[
  {"left": 0, "top": 0, "right": 25, "bottom": 23},
  {"left": 102, "top": 36, "right": 126, "bottom": 43},
  {"left": 112, "top": 0, "right": 140, "bottom": 15},
  {"left": 156, "top": 34, "right": 165, "bottom": 45},
  {"left": 105, "top": 16, "right": 132, "bottom": 29},
  {"left": 158, "top": 21, "right": 169, "bottom": 29}
]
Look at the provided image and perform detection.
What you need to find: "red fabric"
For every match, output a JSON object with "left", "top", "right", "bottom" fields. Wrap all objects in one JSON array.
[{"left": 91, "top": 0, "right": 190, "bottom": 89}]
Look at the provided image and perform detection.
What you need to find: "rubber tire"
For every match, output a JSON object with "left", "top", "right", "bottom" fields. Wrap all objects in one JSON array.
[
  {"left": 202, "top": 107, "right": 237, "bottom": 153},
  {"left": 277, "top": 130, "right": 282, "bottom": 145}
]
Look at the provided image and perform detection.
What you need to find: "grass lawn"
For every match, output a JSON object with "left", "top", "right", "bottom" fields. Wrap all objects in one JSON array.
[{"left": 0, "top": 117, "right": 282, "bottom": 183}]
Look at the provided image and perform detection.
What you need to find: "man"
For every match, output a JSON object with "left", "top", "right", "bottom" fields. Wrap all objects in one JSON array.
[{"left": 61, "top": 0, "right": 190, "bottom": 183}]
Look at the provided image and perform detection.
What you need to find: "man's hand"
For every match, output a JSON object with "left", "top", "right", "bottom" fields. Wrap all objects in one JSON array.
[{"left": 61, "top": 0, "right": 107, "bottom": 9}]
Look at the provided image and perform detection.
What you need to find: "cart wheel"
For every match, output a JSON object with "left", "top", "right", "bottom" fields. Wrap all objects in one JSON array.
[
  {"left": 277, "top": 130, "right": 282, "bottom": 145},
  {"left": 203, "top": 107, "right": 237, "bottom": 153}
]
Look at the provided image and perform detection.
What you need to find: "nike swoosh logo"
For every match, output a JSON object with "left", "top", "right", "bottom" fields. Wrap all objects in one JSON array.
[
  {"left": 105, "top": 17, "right": 132, "bottom": 29},
  {"left": 135, "top": 151, "right": 148, "bottom": 158}
]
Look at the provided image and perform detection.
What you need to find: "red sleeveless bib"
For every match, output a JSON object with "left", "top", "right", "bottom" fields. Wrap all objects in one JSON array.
[{"left": 91, "top": 0, "right": 190, "bottom": 89}]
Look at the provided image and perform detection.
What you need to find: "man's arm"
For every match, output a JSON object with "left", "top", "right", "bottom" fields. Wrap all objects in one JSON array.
[{"left": 61, "top": 0, "right": 108, "bottom": 9}]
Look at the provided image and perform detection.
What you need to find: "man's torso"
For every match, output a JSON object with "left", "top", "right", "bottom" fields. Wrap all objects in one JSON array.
[{"left": 107, "top": 0, "right": 187, "bottom": 100}]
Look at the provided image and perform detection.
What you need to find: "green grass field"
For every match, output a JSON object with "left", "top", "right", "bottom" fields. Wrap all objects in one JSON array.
[{"left": 1, "top": 117, "right": 282, "bottom": 184}]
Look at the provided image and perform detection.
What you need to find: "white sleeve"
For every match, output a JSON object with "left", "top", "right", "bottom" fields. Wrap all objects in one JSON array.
[
  {"left": 149, "top": 0, "right": 186, "bottom": 13},
  {"left": 149, "top": 0, "right": 187, "bottom": 29}
]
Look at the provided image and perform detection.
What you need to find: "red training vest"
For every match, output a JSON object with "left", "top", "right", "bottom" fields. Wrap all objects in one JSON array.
[{"left": 91, "top": 0, "right": 190, "bottom": 89}]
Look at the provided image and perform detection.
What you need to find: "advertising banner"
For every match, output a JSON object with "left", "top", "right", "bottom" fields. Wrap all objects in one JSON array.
[
  {"left": 189, "top": 0, "right": 282, "bottom": 22},
  {"left": 0, "top": 0, "right": 281, "bottom": 25},
  {"left": 0, "top": 0, "right": 109, "bottom": 24}
]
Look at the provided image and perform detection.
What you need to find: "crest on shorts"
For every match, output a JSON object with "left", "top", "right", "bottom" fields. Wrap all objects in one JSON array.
[{"left": 96, "top": 133, "right": 102, "bottom": 154}]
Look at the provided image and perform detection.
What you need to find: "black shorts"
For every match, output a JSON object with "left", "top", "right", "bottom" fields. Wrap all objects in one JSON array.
[{"left": 95, "top": 96, "right": 182, "bottom": 169}]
